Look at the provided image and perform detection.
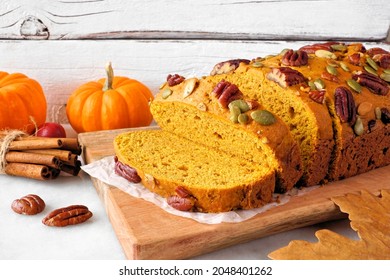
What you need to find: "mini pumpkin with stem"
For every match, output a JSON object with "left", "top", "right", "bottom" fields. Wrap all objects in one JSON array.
[
  {"left": 66, "top": 62, "right": 154, "bottom": 133},
  {"left": 0, "top": 71, "right": 47, "bottom": 134}
]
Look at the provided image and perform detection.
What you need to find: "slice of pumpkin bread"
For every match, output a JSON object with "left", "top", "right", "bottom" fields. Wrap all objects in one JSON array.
[
  {"left": 151, "top": 76, "right": 303, "bottom": 193},
  {"left": 114, "top": 130, "right": 275, "bottom": 213}
]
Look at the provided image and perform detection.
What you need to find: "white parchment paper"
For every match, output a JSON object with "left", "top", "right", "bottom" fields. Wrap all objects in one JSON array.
[{"left": 81, "top": 156, "right": 318, "bottom": 224}]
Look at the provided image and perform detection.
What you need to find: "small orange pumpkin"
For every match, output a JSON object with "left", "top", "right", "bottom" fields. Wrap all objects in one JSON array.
[
  {"left": 66, "top": 63, "right": 154, "bottom": 133},
  {"left": 0, "top": 71, "right": 47, "bottom": 134}
]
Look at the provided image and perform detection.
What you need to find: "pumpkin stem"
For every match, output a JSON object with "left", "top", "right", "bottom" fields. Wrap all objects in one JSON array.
[{"left": 103, "top": 62, "right": 114, "bottom": 91}]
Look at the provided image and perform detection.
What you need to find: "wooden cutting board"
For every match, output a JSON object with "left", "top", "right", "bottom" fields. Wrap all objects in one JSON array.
[{"left": 78, "top": 127, "right": 390, "bottom": 260}]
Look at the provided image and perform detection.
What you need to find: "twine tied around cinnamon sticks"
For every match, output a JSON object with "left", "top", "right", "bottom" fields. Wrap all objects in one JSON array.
[
  {"left": 0, "top": 130, "right": 82, "bottom": 180},
  {"left": 0, "top": 130, "right": 27, "bottom": 173}
]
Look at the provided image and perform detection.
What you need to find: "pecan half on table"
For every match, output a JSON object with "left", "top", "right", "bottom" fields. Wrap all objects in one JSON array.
[
  {"left": 42, "top": 205, "right": 93, "bottom": 227},
  {"left": 11, "top": 194, "right": 45, "bottom": 215}
]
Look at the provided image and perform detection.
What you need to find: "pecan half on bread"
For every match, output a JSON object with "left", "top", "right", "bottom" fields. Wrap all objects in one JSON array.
[
  {"left": 210, "top": 59, "right": 250, "bottom": 76},
  {"left": 212, "top": 80, "right": 243, "bottom": 108},
  {"left": 167, "top": 186, "right": 196, "bottom": 211},
  {"left": 353, "top": 72, "right": 389, "bottom": 96},
  {"left": 266, "top": 67, "right": 306, "bottom": 88},
  {"left": 114, "top": 156, "right": 141, "bottom": 183},
  {"left": 282, "top": 49, "right": 308, "bottom": 66}
]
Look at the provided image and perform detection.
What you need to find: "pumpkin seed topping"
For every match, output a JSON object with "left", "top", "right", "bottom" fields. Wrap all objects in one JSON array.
[
  {"left": 315, "top": 49, "right": 337, "bottom": 59},
  {"left": 261, "top": 137, "right": 270, "bottom": 144},
  {"left": 331, "top": 44, "right": 347, "bottom": 52},
  {"left": 375, "top": 107, "right": 382, "bottom": 119},
  {"left": 229, "top": 104, "right": 241, "bottom": 115},
  {"left": 314, "top": 78, "right": 326, "bottom": 90},
  {"left": 252, "top": 61, "right": 263, "bottom": 68},
  {"left": 197, "top": 102, "right": 207, "bottom": 111},
  {"left": 229, "top": 105, "right": 241, "bottom": 123},
  {"left": 380, "top": 72, "right": 390, "bottom": 82},
  {"left": 251, "top": 110, "right": 276, "bottom": 126},
  {"left": 326, "top": 65, "right": 338, "bottom": 76},
  {"left": 238, "top": 113, "right": 249, "bottom": 124},
  {"left": 327, "top": 60, "right": 339, "bottom": 67},
  {"left": 159, "top": 82, "right": 167, "bottom": 89},
  {"left": 364, "top": 65, "right": 378, "bottom": 76},
  {"left": 353, "top": 117, "right": 364, "bottom": 136},
  {"left": 230, "top": 114, "right": 239, "bottom": 123},
  {"left": 339, "top": 62, "right": 350, "bottom": 72},
  {"left": 183, "top": 78, "right": 198, "bottom": 98},
  {"left": 162, "top": 88, "right": 173, "bottom": 99},
  {"left": 347, "top": 79, "right": 362, "bottom": 93},
  {"left": 366, "top": 57, "right": 379, "bottom": 71},
  {"left": 308, "top": 81, "right": 316, "bottom": 90},
  {"left": 228, "top": 99, "right": 250, "bottom": 113}
]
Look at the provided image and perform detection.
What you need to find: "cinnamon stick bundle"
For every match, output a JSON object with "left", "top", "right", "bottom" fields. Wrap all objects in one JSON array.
[
  {"left": 1, "top": 134, "right": 83, "bottom": 181},
  {"left": 18, "top": 137, "right": 82, "bottom": 155},
  {"left": 61, "top": 160, "right": 81, "bottom": 176},
  {"left": 24, "top": 149, "right": 72, "bottom": 161},
  {"left": 59, "top": 138, "right": 82, "bottom": 155},
  {"left": 5, "top": 163, "right": 60, "bottom": 180},
  {"left": 8, "top": 138, "right": 63, "bottom": 150},
  {"left": 62, "top": 154, "right": 79, "bottom": 166},
  {"left": 15, "top": 136, "right": 82, "bottom": 155},
  {"left": 5, "top": 151, "right": 62, "bottom": 169}
]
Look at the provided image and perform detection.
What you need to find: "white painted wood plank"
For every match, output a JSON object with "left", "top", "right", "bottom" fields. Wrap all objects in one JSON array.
[
  {"left": 0, "top": 0, "right": 389, "bottom": 40},
  {"left": 1, "top": 40, "right": 388, "bottom": 123}
]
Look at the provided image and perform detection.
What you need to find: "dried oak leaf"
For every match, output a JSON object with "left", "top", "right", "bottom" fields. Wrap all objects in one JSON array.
[{"left": 268, "top": 189, "right": 390, "bottom": 260}]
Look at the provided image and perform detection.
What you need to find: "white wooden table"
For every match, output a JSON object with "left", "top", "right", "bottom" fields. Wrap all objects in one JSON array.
[{"left": 0, "top": 0, "right": 389, "bottom": 260}]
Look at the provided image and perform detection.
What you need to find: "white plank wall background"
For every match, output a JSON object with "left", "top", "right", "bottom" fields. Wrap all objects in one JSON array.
[
  {"left": 1, "top": 0, "right": 389, "bottom": 40},
  {"left": 0, "top": 0, "right": 389, "bottom": 123}
]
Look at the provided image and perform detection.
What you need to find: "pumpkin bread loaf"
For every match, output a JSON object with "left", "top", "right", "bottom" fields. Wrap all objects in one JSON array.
[
  {"left": 151, "top": 78, "right": 303, "bottom": 193},
  {"left": 114, "top": 42, "right": 390, "bottom": 213},
  {"left": 114, "top": 130, "right": 275, "bottom": 212},
  {"left": 198, "top": 42, "right": 390, "bottom": 184}
]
